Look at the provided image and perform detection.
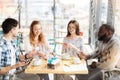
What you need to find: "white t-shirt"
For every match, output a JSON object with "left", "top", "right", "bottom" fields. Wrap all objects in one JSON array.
[{"left": 8, "top": 42, "right": 16, "bottom": 74}]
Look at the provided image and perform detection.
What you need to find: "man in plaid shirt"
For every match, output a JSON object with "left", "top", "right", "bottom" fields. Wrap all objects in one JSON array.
[{"left": 0, "top": 18, "right": 35, "bottom": 80}]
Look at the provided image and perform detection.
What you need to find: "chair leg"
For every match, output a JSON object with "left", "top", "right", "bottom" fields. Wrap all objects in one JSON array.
[{"left": 101, "top": 70, "right": 105, "bottom": 80}]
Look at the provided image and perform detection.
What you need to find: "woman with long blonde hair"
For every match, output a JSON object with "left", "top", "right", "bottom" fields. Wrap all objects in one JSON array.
[
  {"left": 29, "top": 21, "right": 46, "bottom": 49},
  {"left": 24, "top": 20, "right": 50, "bottom": 80}
]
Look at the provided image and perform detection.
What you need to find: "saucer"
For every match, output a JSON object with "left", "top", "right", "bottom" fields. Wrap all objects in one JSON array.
[
  {"left": 32, "top": 59, "right": 42, "bottom": 66},
  {"left": 61, "top": 54, "right": 70, "bottom": 60},
  {"left": 73, "top": 58, "right": 81, "bottom": 64}
]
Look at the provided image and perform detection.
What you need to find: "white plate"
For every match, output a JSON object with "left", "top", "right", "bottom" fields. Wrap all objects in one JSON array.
[
  {"left": 32, "top": 60, "right": 42, "bottom": 66},
  {"left": 61, "top": 57, "right": 71, "bottom": 60}
]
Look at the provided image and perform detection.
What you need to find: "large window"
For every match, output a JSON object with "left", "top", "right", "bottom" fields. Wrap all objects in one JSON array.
[
  {"left": 55, "top": 0, "right": 90, "bottom": 43},
  {"left": 19, "top": 0, "right": 90, "bottom": 43},
  {"left": 0, "top": 0, "right": 90, "bottom": 44},
  {"left": 114, "top": 0, "right": 120, "bottom": 37},
  {"left": 0, "top": 0, "right": 18, "bottom": 24}
]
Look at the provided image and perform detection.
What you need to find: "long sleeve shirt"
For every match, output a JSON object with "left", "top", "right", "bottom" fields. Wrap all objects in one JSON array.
[
  {"left": 90, "top": 36, "right": 120, "bottom": 70},
  {"left": 24, "top": 36, "right": 51, "bottom": 57},
  {"left": 62, "top": 37, "right": 84, "bottom": 57}
]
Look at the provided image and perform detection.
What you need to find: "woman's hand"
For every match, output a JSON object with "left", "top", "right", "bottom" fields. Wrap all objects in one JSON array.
[
  {"left": 26, "top": 50, "right": 38, "bottom": 58},
  {"left": 38, "top": 51, "right": 47, "bottom": 60},
  {"left": 63, "top": 43, "right": 69, "bottom": 49},
  {"left": 63, "top": 43, "right": 76, "bottom": 48},
  {"left": 63, "top": 43, "right": 80, "bottom": 52},
  {"left": 77, "top": 52, "right": 87, "bottom": 59}
]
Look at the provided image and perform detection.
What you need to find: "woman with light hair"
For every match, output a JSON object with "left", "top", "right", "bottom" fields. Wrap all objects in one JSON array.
[{"left": 24, "top": 20, "right": 50, "bottom": 80}]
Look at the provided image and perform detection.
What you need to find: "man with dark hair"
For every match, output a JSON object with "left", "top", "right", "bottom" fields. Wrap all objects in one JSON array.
[
  {"left": 68, "top": 24, "right": 120, "bottom": 80},
  {"left": 0, "top": 18, "right": 35, "bottom": 80},
  {"left": 2, "top": 18, "right": 18, "bottom": 34}
]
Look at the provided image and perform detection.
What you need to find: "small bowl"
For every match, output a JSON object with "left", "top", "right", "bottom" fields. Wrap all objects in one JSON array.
[
  {"left": 32, "top": 59, "right": 42, "bottom": 66},
  {"left": 61, "top": 54, "right": 70, "bottom": 60},
  {"left": 73, "top": 58, "right": 81, "bottom": 64}
]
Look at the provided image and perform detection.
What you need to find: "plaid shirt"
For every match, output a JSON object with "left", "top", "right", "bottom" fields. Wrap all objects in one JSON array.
[{"left": 0, "top": 36, "right": 20, "bottom": 80}]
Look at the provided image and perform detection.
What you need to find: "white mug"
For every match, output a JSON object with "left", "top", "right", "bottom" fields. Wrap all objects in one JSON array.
[{"left": 73, "top": 58, "right": 80, "bottom": 64}]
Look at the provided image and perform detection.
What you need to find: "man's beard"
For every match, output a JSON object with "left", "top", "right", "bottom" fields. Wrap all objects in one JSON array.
[{"left": 98, "top": 33, "right": 107, "bottom": 41}]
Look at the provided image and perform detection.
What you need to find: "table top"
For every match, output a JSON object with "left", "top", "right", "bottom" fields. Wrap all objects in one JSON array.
[{"left": 25, "top": 58, "right": 88, "bottom": 74}]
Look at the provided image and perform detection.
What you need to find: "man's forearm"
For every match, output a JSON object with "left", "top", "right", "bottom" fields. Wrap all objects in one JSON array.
[{"left": 0, "top": 64, "right": 19, "bottom": 75}]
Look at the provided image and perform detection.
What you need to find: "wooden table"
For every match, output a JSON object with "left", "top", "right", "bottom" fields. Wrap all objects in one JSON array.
[{"left": 25, "top": 58, "right": 88, "bottom": 75}]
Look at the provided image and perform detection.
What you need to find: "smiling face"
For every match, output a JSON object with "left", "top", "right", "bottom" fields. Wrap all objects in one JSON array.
[
  {"left": 97, "top": 24, "right": 115, "bottom": 43},
  {"left": 33, "top": 24, "right": 42, "bottom": 37},
  {"left": 68, "top": 23, "right": 76, "bottom": 35},
  {"left": 67, "top": 20, "right": 80, "bottom": 37},
  {"left": 98, "top": 26, "right": 107, "bottom": 41},
  {"left": 97, "top": 25, "right": 114, "bottom": 42}
]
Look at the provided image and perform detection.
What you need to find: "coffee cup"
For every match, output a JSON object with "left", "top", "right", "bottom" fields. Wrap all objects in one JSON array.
[
  {"left": 32, "top": 59, "right": 42, "bottom": 66},
  {"left": 73, "top": 58, "right": 80, "bottom": 64},
  {"left": 61, "top": 53, "right": 70, "bottom": 59}
]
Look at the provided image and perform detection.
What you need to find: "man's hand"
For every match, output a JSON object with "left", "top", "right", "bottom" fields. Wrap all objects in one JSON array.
[
  {"left": 19, "top": 55, "right": 25, "bottom": 62},
  {"left": 17, "top": 61, "right": 29, "bottom": 67},
  {"left": 90, "top": 61, "right": 97, "bottom": 69}
]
